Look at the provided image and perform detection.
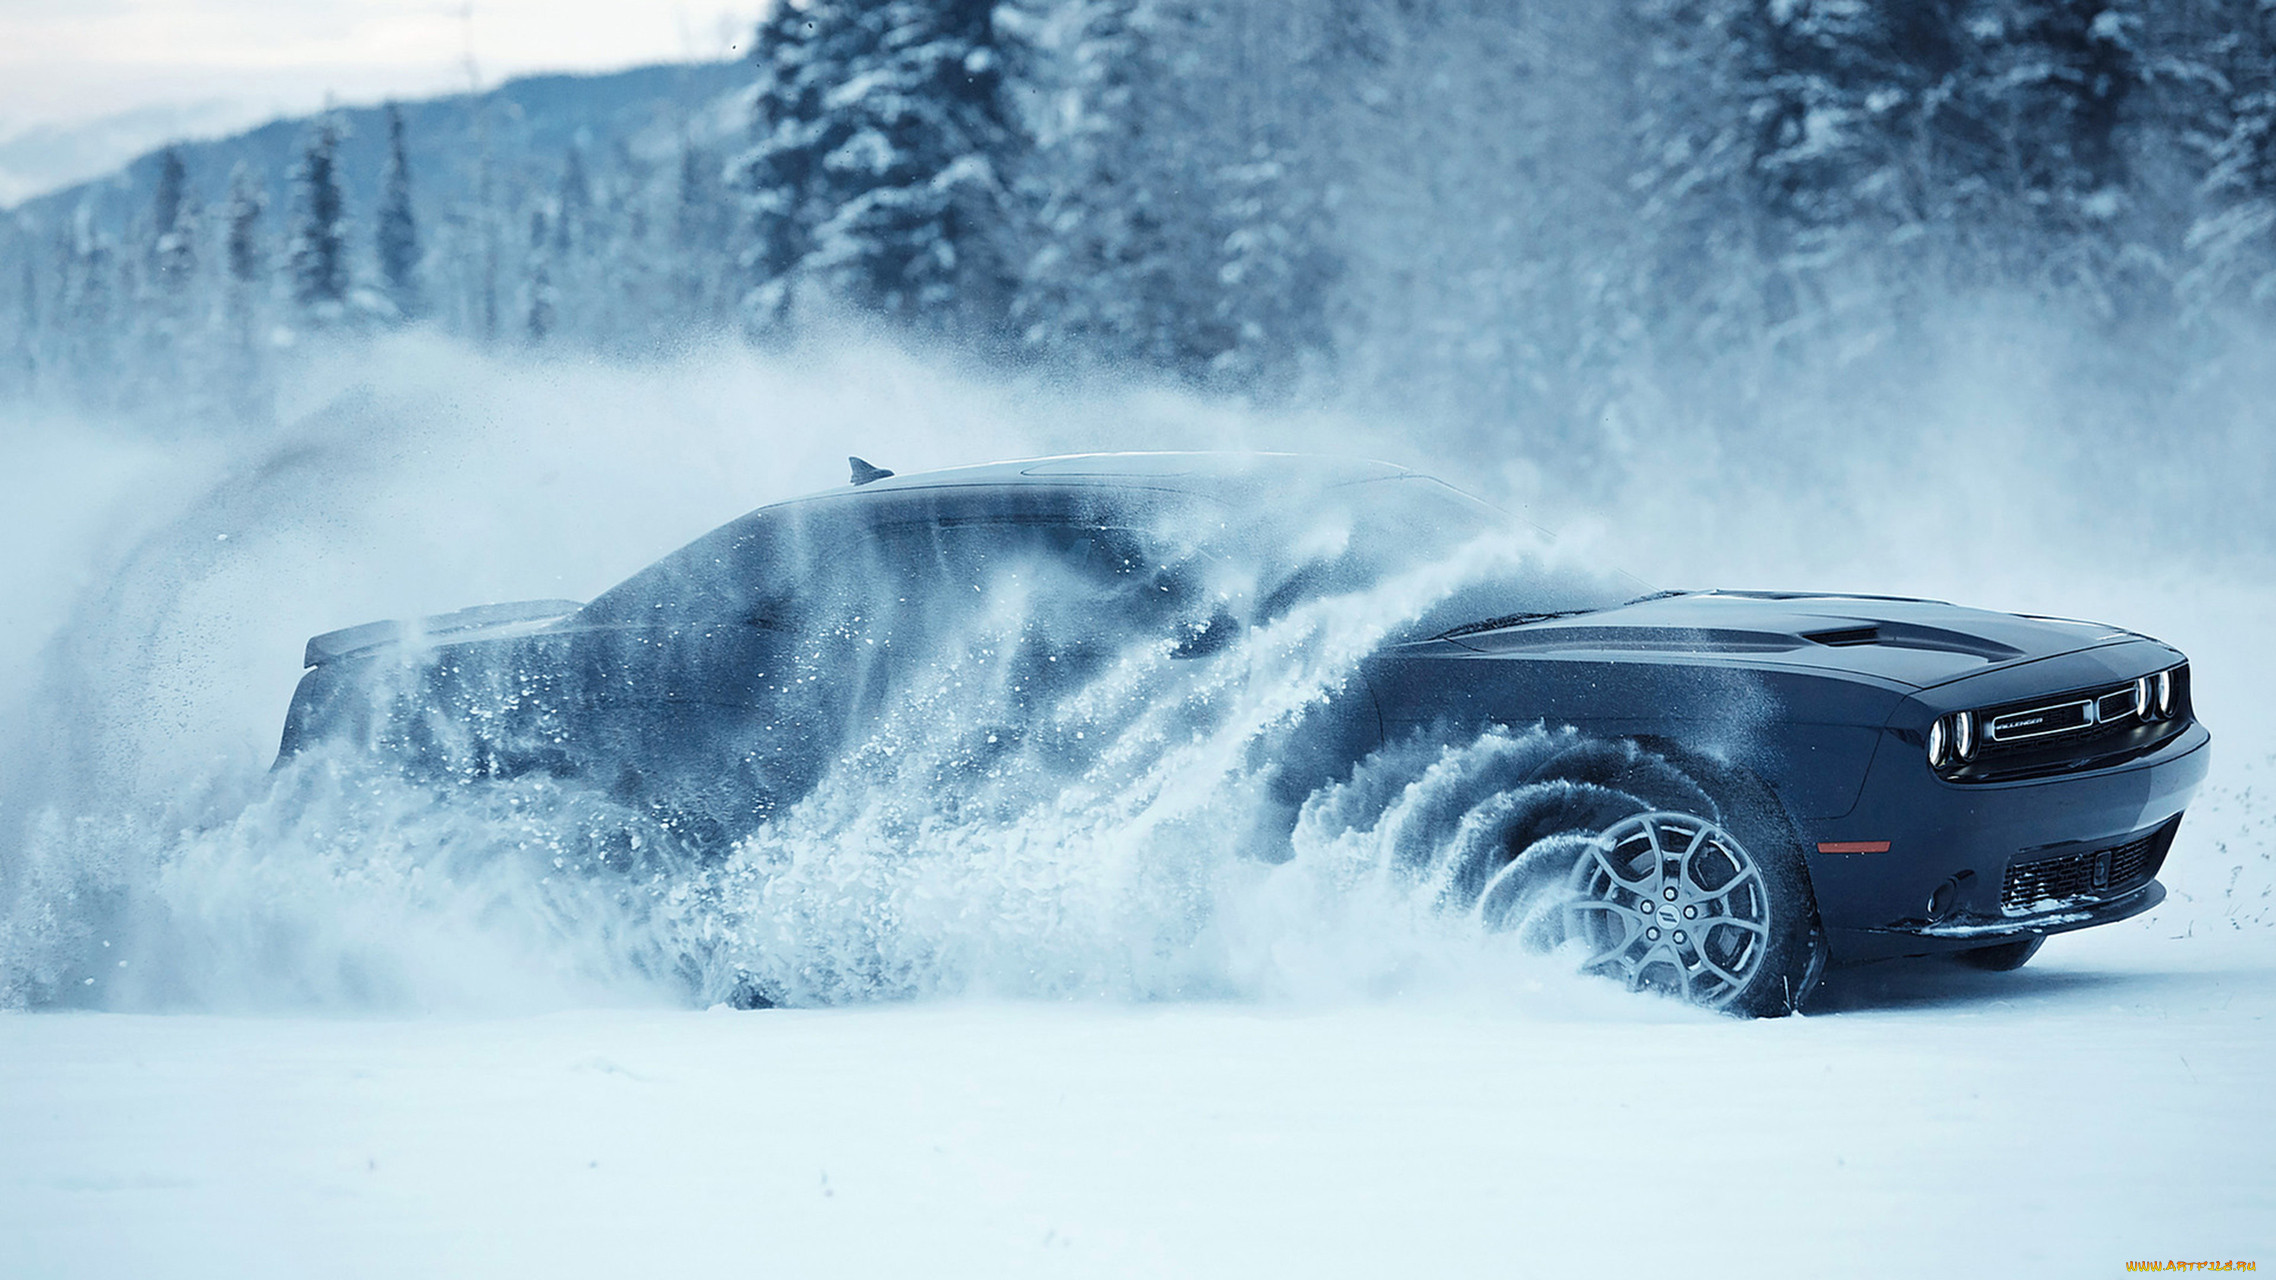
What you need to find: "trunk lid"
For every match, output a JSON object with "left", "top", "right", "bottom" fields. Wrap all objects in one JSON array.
[{"left": 302, "top": 599, "right": 585, "bottom": 668}]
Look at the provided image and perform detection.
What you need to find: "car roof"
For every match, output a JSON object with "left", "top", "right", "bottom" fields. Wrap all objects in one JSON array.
[{"left": 811, "top": 451, "right": 1414, "bottom": 505}]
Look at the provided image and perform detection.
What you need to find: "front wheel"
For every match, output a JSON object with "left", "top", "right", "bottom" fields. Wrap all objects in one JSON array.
[
  {"left": 1555, "top": 809, "right": 1820, "bottom": 1017},
  {"left": 1447, "top": 736, "right": 1824, "bottom": 1016}
]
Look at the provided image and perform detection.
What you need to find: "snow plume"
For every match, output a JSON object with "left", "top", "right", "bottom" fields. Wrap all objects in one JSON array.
[
  {"left": 0, "top": 336, "right": 1642, "bottom": 1011},
  {"left": 0, "top": 527, "right": 1602, "bottom": 1011},
  {"left": 1, "top": 325, "right": 2270, "bottom": 1012},
  {"left": 653, "top": 528, "right": 1596, "bottom": 1009}
]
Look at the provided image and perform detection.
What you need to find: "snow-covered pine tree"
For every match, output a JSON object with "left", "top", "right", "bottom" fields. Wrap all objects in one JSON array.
[
  {"left": 62, "top": 204, "right": 119, "bottom": 406},
  {"left": 224, "top": 163, "right": 266, "bottom": 288},
  {"left": 524, "top": 206, "right": 557, "bottom": 344},
  {"left": 2184, "top": 0, "right": 2276, "bottom": 311},
  {"left": 286, "top": 114, "right": 350, "bottom": 320},
  {"left": 1010, "top": 0, "right": 1229, "bottom": 379},
  {"left": 1622, "top": 0, "right": 1770, "bottom": 353},
  {"left": 738, "top": 0, "right": 1028, "bottom": 344},
  {"left": 1623, "top": 0, "right": 1907, "bottom": 351},
  {"left": 606, "top": 138, "right": 692, "bottom": 351},
  {"left": 149, "top": 147, "right": 196, "bottom": 295},
  {"left": 1207, "top": 137, "right": 1336, "bottom": 397},
  {"left": 736, "top": 0, "right": 860, "bottom": 334},
  {"left": 817, "top": 0, "right": 1023, "bottom": 341},
  {"left": 376, "top": 103, "right": 422, "bottom": 319},
  {"left": 1983, "top": 0, "right": 2150, "bottom": 312},
  {"left": 542, "top": 145, "right": 601, "bottom": 340},
  {"left": 556, "top": 145, "right": 593, "bottom": 255},
  {"left": 674, "top": 141, "right": 733, "bottom": 329},
  {"left": 3, "top": 226, "right": 39, "bottom": 398},
  {"left": 216, "top": 162, "right": 273, "bottom": 418},
  {"left": 132, "top": 144, "right": 206, "bottom": 411}
]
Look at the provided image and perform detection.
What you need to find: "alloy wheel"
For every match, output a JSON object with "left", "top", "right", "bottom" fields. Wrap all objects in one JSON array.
[{"left": 1562, "top": 810, "right": 1773, "bottom": 1009}]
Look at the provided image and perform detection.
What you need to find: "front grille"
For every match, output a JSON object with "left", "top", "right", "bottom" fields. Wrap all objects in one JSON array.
[
  {"left": 2001, "top": 831, "right": 2163, "bottom": 913},
  {"left": 1949, "top": 666, "right": 2191, "bottom": 783},
  {"left": 1978, "top": 680, "right": 2142, "bottom": 758},
  {"left": 1987, "top": 697, "right": 2097, "bottom": 741}
]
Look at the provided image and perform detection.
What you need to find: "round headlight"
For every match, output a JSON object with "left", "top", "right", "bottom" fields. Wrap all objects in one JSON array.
[
  {"left": 1953, "top": 710, "right": 1975, "bottom": 761},
  {"left": 2133, "top": 676, "right": 2153, "bottom": 720},
  {"left": 2156, "top": 669, "right": 2174, "bottom": 718},
  {"left": 1927, "top": 717, "right": 1949, "bottom": 768}
]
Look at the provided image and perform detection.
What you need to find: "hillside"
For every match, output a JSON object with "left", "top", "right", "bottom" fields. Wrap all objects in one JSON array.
[{"left": 2, "top": 60, "right": 748, "bottom": 240}]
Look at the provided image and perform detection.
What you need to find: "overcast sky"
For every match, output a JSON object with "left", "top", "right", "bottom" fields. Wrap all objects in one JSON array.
[{"left": 0, "top": 0, "right": 763, "bottom": 134}]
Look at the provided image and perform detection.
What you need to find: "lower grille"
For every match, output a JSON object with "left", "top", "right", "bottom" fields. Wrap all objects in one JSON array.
[{"left": 2002, "top": 833, "right": 2160, "bottom": 913}]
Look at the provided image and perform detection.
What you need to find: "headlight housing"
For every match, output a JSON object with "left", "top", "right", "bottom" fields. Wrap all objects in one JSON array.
[
  {"left": 2137, "top": 666, "right": 2182, "bottom": 723},
  {"left": 1925, "top": 709, "right": 1979, "bottom": 771}
]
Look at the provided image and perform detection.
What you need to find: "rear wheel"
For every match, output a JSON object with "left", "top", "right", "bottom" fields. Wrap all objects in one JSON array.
[{"left": 1951, "top": 936, "right": 2044, "bottom": 971}]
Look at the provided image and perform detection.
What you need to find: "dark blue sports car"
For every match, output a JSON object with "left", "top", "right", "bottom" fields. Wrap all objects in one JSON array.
[{"left": 278, "top": 453, "right": 2209, "bottom": 1015}]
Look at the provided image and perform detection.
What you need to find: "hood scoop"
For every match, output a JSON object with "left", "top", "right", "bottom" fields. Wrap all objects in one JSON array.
[
  {"left": 1801, "top": 621, "right": 2022, "bottom": 662},
  {"left": 1453, "top": 625, "right": 1806, "bottom": 655}
]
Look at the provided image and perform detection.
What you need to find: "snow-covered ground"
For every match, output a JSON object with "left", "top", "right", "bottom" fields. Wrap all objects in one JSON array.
[
  {"left": 4, "top": 929, "right": 2271, "bottom": 1277},
  {"left": 2, "top": 346, "right": 2270, "bottom": 1276}
]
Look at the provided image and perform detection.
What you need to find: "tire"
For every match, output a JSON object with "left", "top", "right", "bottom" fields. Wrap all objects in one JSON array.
[
  {"left": 1951, "top": 935, "right": 2044, "bottom": 971},
  {"left": 1471, "top": 745, "right": 1825, "bottom": 1017}
]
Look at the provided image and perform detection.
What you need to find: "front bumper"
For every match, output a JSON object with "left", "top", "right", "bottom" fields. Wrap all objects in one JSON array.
[
  {"left": 1805, "top": 651, "right": 2209, "bottom": 963},
  {"left": 1865, "top": 878, "right": 2166, "bottom": 946}
]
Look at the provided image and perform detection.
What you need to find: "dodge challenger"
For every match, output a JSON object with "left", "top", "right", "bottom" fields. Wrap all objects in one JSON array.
[{"left": 276, "top": 453, "right": 2209, "bottom": 1015}]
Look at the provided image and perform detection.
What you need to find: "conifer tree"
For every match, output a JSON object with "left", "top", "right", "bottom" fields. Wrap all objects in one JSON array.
[
  {"left": 6, "top": 234, "right": 40, "bottom": 396},
  {"left": 63, "top": 206, "right": 118, "bottom": 404},
  {"left": 556, "top": 146, "right": 592, "bottom": 254},
  {"left": 287, "top": 114, "right": 350, "bottom": 318},
  {"left": 149, "top": 147, "right": 195, "bottom": 293},
  {"left": 736, "top": 0, "right": 870, "bottom": 333},
  {"left": 525, "top": 207, "right": 556, "bottom": 344},
  {"left": 808, "top": 0, "right": 1024, "bottom": 339},
  {"left": 224, "top": 163, "right": 266, "bottom": 287},
  {"left": 213, "top": 162, "right": 274, "bottom": 416},
  {"left": 133, "top": 144, "right": 203, "bottom": 403},
  {"left": 674, "top": 141, "right": 731, "bottom": 326},
  {"left": 1982, "top": 0, "right": 2149, "bottom": 309},
  {"left": 1012, "top": 0, "right": 1224, "bottom": 376},
  {"left": 376, "top": 104, "right": 422, "bottom": 318},
  {"left": 736, "top": 0, "right": 1028, "bottom": 343},
  {"left": 2184, "top": 0, "right": 2276, "bottom": 310},
  {"left": 1206, "top": 139, "right": 1336, "bottom": 396}
]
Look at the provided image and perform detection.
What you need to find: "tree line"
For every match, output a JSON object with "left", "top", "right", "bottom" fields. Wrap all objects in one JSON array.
[{"left": 6, "top": 0, "right": 2276, "bottom": 450}]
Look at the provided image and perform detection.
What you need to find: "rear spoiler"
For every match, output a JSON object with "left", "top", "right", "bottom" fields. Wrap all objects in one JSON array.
[{"left": 303, "top": 598, "right": 585, "bottom": 668}]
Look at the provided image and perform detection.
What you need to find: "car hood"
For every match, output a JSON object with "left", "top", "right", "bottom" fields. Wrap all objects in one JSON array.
[{"left": 1431, "top": 591, "right": 2132, "bottom": 690}]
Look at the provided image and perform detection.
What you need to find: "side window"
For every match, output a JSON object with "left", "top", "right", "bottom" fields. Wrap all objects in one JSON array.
[{"left": 854, "top": 520, "right": 1216, "bottom": 644}]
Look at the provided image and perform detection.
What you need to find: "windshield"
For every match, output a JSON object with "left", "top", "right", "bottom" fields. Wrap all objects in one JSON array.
[{"left": 1243, "top": 476, "right": 1638, "bottom": 635}]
